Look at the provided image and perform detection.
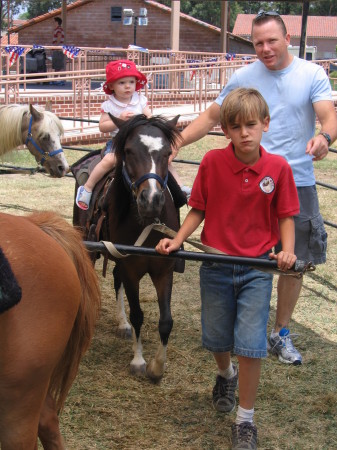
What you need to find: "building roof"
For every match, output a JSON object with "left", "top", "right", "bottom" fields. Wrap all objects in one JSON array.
[
  {"left": 233, "top": 14, "right": 337, "bottom": 39},
  {"left": 1, "top": 33, "right": 18, "bottom": 45},
  {"left": 144, "top": 0, "right": 253, "bottom": 46},
  {"left": 7, "top": 0, "right": 252, "bottom": 48},
  {"left": 8, "top": 0, "right": 93, "bottom": 33}
]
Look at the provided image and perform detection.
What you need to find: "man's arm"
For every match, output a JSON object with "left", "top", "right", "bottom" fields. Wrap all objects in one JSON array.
[
  {"left": 306, "top": 100, "right": 337, "bottom": 161},
  {"left": 179, "top": 102, "right": 221, "bottom": 148}
]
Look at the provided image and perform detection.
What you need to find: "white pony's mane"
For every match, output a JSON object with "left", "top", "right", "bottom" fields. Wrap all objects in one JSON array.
[{"left": 0, "top": 105, "right": 64, "bottom": 156}]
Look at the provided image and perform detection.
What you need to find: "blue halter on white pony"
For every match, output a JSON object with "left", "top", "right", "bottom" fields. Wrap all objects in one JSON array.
[{"left": 0, "top": 104, "right": 68, "bottom": 177}]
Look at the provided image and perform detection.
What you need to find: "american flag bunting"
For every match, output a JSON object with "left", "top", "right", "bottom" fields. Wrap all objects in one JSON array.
[
  {"left": 62, "top": 45, "right": 81, "bottom": 59},
  {"left": 4, "top": 46, "right": 25, "bottom": 66}
]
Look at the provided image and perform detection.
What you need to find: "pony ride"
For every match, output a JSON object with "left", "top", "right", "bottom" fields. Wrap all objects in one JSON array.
[
  {"left": 0, "top": 104, "right": 68, "bottom": 177},
  {"left": 73, "top": 114, "right": 184, "bottom": 381},
  {"left": 0, "top": 211, "right": 100, "bottom": 449}
]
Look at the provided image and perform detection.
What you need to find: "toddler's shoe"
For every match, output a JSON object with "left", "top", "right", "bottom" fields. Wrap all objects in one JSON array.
[{"left": 76, "top": 186, "right": 92, "bottom": 210}]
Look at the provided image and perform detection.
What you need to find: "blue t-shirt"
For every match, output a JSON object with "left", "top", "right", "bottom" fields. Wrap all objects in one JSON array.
[{"left": 216, "top": 57, "right": 332, "bottom": 186}]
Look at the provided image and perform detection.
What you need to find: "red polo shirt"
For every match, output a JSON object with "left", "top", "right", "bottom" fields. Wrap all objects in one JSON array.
[{"left": 189, "top": 143, "right": 299, "bottom": 257}]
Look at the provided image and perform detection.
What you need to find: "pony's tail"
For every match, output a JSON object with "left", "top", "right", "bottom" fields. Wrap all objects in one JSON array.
[{"left": 28, "top": 211, "right": 101, "bottom": 411}]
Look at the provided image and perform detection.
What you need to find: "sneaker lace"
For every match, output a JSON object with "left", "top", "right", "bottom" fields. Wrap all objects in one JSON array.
[
  {"left": 283, "top": 333, "right": 299, "bottom": 353},
  {"left": 215, "top": 375, "right": 236, "bottom": 397},
  {"left": 237, "top": 422, "right": 257, "bottom": 443},
  {"left": 271, "top": 332, "right": 299, "bottom": 352}
]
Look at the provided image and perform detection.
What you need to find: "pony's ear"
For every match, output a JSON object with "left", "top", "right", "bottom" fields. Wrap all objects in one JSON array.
[
  {"left": 29, "top": 104, "right": 43, "bottom": 121},
  {"left": 45, "top": 100, "right": 53, "bottom": 112},
  {"left": 168, "top": 115, "right": 180, "bottom": 127},
  {"left": 108, "top": 113, "right": 125, "bottom": 129}
]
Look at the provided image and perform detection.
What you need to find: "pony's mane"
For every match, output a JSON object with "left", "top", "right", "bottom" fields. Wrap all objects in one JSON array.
[
  {"left": 0, "top": 105, "right": 64, "bottom": 156},
  {"left": 114, "top": 114, "right": 181, "bottom": 173}
]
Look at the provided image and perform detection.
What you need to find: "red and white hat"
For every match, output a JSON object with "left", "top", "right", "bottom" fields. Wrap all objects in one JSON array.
[{"left": 103, "top": 60, "right": 147, "bottom": 95}]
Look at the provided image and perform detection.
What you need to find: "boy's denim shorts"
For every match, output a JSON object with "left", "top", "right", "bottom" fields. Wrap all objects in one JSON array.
[{"left": 199, "top": 254, "right": 273, "bottom": 358}]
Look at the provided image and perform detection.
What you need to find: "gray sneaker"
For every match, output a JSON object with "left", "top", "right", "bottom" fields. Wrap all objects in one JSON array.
[
  {"left": 231, "top": 422, "right": 257, "bottom": 450},
  {"left": 212, "top": 365, "right": 238, "bottom": 413},
  {"left": 268, "top": 328, "right": 302, "bottom": 365}
]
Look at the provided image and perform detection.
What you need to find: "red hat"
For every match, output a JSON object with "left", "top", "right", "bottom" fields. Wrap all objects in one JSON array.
[{"left": 103, "top": 60, "right": 147, "bottom": 95}]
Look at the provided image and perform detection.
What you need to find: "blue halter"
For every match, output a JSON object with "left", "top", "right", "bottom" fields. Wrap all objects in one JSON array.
[
  {"left": 25, "top": 115, "right": 63, "bottom": 166},
  {"left": 122, "top": 165, "right": 168, "bottom": 196}
]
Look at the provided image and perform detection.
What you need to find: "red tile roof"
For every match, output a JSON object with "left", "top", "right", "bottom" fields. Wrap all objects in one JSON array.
[
  {"left": 1, "top": 33, "right": 18, "bottom": 45},
  {"left": 8, "top": 0, "right": 93, "bottom": 33},
  {"left": 233, "top": 14, "right": 337, "bottom": 39}
]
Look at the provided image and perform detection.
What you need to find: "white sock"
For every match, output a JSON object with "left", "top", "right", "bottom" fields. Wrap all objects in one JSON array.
[
  {"left": 236, "top": 405, "right": 254, "bottom": 424},
  {"left": 218, "top": 362, "right": 235, "bottom": 379},
  {"left": 270, "top": 329, "right": 279, "bottom": 338}
]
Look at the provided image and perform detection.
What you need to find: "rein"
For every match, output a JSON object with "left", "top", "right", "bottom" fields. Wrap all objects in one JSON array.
[
  {"left": 122, "top": 165, "right": 168, "bottom": 196},
  {"left": 25, "top": 115, "right": 63, "bottom": 166}
]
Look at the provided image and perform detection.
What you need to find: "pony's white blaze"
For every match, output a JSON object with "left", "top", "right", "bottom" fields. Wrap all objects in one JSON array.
[
  {"left": 140, "top": 134, "right": 163, "bottom": 153},
  {"left": 140, "top": 133, "right": 164, "bottom": 197}
]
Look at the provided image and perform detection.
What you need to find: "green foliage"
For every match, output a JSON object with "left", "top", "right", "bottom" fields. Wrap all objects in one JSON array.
[{"left": 158, "top": 1, "right": 336, "bottom": 31}]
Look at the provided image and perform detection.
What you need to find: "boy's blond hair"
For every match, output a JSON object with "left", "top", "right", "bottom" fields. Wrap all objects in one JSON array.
[{"left": 220, "top": 87, "right": 270, "bottom": 129}]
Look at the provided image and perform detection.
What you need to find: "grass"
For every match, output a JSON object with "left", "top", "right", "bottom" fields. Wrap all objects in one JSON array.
[{"left": 1, "top": 135, "right": 336, "bottom": 450}]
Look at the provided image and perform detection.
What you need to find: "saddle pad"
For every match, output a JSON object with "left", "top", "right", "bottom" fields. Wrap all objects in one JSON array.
[
  {"left": 0, "top": 247, "right": 22, "bottom": 313},
  {"left": 71, "top": 149, "right": 102, "bottom": 186}
]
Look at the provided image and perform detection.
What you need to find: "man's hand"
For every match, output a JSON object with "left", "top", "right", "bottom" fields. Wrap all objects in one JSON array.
[{"left": 305, "top": 134, "right": 329, "bottom": 162}]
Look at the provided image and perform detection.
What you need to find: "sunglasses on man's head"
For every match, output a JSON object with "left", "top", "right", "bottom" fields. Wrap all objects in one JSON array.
[{"left": 256, "top": 10, "right": 280, "bottom": 18}]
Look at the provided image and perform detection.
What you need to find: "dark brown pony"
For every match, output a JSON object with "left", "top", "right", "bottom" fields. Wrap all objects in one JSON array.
[
  {"left": 73, "top": 114, "right": 182, "bottom": 381},
  {"left": 0, "top": 211, "right": 100, "bottom": 449}
]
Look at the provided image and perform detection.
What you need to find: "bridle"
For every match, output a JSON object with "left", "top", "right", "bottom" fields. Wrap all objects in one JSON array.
[
  {"left": 122, "top": 165, "right": 168, "bottom": 197},
  {"left": 25, "top": 115, "right": 63, "bottom": 166}
]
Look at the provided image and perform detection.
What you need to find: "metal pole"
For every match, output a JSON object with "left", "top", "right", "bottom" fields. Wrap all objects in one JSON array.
[
  {"left": 84, "top": 241, "right": 312, "bottom": 274},
  {"left": 134, "top": 17, "right": 137, "bottom": 45},
  {"left": 299, "top": 1, "right": 309, "bottom": 59}
]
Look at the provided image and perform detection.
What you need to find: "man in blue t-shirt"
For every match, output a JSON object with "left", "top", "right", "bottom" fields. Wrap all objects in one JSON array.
[{"left": 176, "top": 11, "right": 337, "bottom": 368}]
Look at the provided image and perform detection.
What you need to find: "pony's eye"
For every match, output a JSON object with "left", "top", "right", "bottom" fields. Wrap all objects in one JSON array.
[{"left": 41, "top": 134, "right": 50, "bottom": 142}]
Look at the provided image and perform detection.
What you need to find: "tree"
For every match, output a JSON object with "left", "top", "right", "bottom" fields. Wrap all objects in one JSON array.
[{"left": 1, "top": 0, "right": 22, "bottom": 29}]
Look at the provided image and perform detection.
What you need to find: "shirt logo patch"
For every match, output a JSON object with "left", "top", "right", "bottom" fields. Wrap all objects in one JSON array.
[{"left": 259, "top": 176, "right": 275, "bottom": 194}]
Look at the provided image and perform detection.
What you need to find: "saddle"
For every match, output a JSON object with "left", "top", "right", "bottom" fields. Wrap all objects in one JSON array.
[
  {"left": 71, "top": 151, "right": 187, "bottom": 273},
  {"left": 0, "top": 247, "right": 22, "bottom": 313}
]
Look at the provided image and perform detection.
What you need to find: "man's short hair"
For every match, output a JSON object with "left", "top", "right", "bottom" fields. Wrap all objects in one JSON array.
[
  {"left": 220, "top": 88, "right": 270, "bottom": 129},
  {"left": 54, "top": 17, "right": 62, "bottom": 26},
  {"left": 251, "top": 10, "right": 287, "bottom": 36}
]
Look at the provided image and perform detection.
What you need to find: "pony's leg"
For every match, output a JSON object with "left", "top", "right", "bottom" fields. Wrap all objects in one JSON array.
[
  {"left": 120, "top": 271, "right": 146, "bottom": 375},
  {"left": 113, "top": 266, "right": 132, "bottom": 339},
  {"left": 38, "top": 393, "right": 66, "bottom": 450},
  {"left": 146, "top": 271, "right": 174, "bottom": 381}
]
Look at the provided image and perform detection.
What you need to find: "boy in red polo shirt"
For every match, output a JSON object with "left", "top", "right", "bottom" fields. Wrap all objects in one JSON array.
[{"left": 156, "top": 88, "right": 299, "bottom": 449}]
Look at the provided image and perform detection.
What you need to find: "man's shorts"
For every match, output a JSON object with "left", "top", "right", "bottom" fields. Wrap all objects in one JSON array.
[
  {"left": 199, "top": 254, "right": 273, "bottom": 358},
  {"left": 52, "top": 50, "right": 65, "bottom": 71},
  {"left": 276, "top": 185, "right": 327, "bottom": 265}
]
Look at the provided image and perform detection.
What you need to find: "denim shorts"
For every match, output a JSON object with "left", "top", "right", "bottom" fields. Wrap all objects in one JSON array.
[
  {"left": 103, "top": 139, "right": 116, "bottom": 156},
  {"left": 275, "top": 186, "right": 327, "bottom": 265},
  {"left": 199, "top": 254, "right": 273, "bottom": 358}
]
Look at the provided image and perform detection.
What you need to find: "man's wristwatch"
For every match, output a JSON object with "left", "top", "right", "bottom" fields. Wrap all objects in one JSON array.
[{"left": 319, "top": 131, "right": 331, "bottom": 146}]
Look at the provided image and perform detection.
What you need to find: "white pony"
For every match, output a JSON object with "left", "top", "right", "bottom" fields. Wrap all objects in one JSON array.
[{"left": 0, "top": 103, "right": 68, "bottom": 177}]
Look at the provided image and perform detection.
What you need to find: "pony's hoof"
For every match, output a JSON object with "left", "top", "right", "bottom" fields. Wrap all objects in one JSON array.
[
  {"left": 146, "top": 360, "right": 165, "bottom": 382},
  {"left": 116, "top": 327, "right": 132, "bottom": 340},
  {"left": 130, "top": 362, "right": 147, "bottom": 377}
]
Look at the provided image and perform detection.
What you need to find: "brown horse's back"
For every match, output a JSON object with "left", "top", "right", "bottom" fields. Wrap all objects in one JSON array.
[{"left": 0, "top": 212, "right": 100, "bottom": 449}]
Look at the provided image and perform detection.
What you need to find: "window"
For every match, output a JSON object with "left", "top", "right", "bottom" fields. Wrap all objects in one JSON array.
[{"left": 111, "top": 7, "right": 122, "bottom": 22}]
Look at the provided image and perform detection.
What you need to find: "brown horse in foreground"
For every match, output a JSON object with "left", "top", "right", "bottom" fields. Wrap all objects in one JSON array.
[{"left": 0, "top": 211, "right": 100, "bottom": 449}]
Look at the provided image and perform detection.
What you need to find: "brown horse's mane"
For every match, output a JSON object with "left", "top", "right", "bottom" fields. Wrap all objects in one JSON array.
[{"left": 111, "top": 114, "right": 181, "bottom": 224}]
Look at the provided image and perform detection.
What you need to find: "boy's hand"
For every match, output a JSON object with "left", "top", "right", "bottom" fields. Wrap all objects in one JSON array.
[
  {"left": 269, "top": 251, "right": 297, "bottom": 272},
  {"left": 156, "top": 238, "right": 180, "bottom": 255}
]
